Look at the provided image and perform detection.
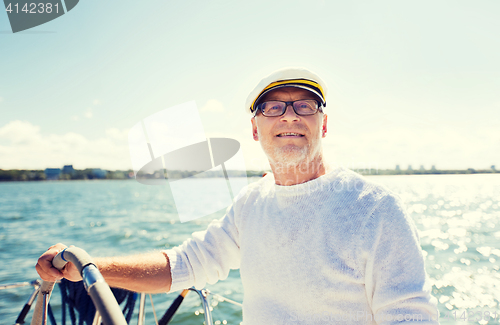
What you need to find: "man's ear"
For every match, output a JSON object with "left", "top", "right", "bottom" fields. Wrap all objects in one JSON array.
[
  {"left": 322, "top": 114, "right": 328, "bottom": 138},
  {"left": 251, "top": 117, "right": 259, "bottom": 141}
]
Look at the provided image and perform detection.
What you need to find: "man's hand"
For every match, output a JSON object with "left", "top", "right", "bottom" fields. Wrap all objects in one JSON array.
[
  {"left": 35, "top": 244, "right": 172, "bottom": 293},
  {"left": 35, "top": 243, "right": 82, "bottom": 282}
]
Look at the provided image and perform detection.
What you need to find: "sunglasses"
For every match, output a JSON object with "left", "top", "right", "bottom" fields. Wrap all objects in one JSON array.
[{"left": 254, "top": 100, "right": 323, "bottom": 117}]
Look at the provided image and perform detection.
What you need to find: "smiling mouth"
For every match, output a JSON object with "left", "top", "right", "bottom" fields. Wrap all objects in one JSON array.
[{"left": 276, "top": 132, "right": 305, "bottom": 137}]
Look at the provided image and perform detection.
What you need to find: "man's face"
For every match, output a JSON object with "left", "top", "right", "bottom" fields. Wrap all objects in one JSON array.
[{"left": 251, "top": 87, "right": 327, "bottom": 167}]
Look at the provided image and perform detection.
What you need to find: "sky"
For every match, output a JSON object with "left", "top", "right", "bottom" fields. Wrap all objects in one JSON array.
[{"left": 0, "top": 0, "right": 499, "bottom": 172}]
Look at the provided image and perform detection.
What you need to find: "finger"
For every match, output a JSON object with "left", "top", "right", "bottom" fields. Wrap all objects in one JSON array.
[
  {"left": 47, "top": 243, "right": 67, "bottom": 251},
  {"left": 37, "top": 254, "right": 63, "bottom": 278},
  {"left": 42, "top": 245, "right": 66, "bottom": 262},
  {"left": 61, "top": 261, "right": 83, "bottom": 282},
  {"left": 37, "top": 244, "right": 67, "bottom": 278},
  {"left": 35, "top": 261, "right": 62, "bottom": 282}
]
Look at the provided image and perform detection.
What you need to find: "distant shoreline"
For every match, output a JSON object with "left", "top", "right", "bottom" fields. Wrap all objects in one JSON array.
[{"left": 0, "top": 168, "right": 498, "bottom": 182}]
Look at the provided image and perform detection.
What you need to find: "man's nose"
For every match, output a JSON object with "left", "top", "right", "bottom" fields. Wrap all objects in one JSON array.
[{"left": 280, "top": 104, "right": 300, "bottom": 122}]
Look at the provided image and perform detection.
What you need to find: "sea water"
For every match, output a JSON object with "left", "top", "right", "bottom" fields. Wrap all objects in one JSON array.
[{"left": 0, "top": 174, "right": 499, "bottom": 324}]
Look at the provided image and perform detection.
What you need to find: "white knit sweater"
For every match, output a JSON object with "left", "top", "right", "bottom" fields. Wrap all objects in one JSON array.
[{"left": 164, "top": 168, "right": 439, "bottom": 324}]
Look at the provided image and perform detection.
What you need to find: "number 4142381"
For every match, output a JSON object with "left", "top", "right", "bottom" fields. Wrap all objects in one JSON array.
[{"left": 5, "top": 3, "right": 59, "bottom": 14}]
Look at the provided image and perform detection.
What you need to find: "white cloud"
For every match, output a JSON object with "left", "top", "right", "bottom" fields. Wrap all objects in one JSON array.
[
  {"left": 84, "top": 108, "right": 93, "bottom": 118},
  {"left": 0, "top": 120, "right": 41, "bottom": 144},
  {"left": 0, "top": 121, "right": 131, "bottom": 170},
  {"left": 93, "top": 99, "right": 101, "bottom": 105},
  {"left": 201, "top": 99, "right": 224, "bottom": 112},
  {"left": 0, "top": 97, "right": 4, "bottom": 103},
  {"left": 106, "top": 127, "right": 130, "bottom": 140},
  {"left": 71, "top": 105, "right": 94, "bottom": 120}
]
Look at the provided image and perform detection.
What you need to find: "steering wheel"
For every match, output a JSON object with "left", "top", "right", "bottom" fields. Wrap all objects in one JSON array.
[{"left": 31, "top": 246, "right": 128, "bottom": 325}]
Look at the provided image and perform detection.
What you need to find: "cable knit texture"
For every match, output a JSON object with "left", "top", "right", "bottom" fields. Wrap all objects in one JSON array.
[{"left": 163, "top": 167, "right": 439, "bottom": 324}]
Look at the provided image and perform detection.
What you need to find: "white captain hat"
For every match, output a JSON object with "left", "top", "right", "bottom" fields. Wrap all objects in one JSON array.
[{"left": 245, "top": 67, "right": 328, "bottom": 114}]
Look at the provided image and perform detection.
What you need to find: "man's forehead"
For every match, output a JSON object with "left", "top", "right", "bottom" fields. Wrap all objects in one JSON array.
[{"left": 260, "top": 87, "right": 319, "bottom": 101}]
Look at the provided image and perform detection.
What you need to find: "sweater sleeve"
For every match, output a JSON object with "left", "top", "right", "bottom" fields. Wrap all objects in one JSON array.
[
  {"left": 162, "top": 202, "right": 241, "bottom": 293},
  {"left": 360, "top": 194, "right": 439, "bottom": 324}
]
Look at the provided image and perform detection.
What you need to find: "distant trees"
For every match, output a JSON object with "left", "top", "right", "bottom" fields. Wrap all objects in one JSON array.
[
  {"left": 0, "top": 169, "right": 266, "bottom": 181},
  {"left": 0, "top": 169, "right": 132, "bottom": 181},
  {"left": 0, "top": 169, "right": 46, "bottom": 181},
  {"left": 0, "top": 166, "right": 497, "bottom": 182}
]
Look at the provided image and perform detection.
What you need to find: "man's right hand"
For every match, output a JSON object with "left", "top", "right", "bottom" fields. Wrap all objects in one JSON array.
[{"left": 35, "top": 243, "right": 82, "bottom": 282}]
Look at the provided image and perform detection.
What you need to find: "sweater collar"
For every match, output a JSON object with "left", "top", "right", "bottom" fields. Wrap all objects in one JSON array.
[{"left": 265, "top": 167, "right": 346, "bottom": 196}]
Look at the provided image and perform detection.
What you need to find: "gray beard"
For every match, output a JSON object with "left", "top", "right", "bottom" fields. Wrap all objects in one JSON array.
[
  {"left": 268, "top": 144, "right": 309, "bottom": 168},
  {"left": 257, "top": 127, "right": 323, "bottom": 169}
]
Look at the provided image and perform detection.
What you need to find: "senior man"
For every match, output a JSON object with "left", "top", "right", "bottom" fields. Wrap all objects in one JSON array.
[{"left": 37, "top": 68, "right": 439, "bottom": 324}]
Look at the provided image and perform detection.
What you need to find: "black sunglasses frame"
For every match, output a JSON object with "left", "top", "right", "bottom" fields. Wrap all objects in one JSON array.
[{"left": 253, "top": 100, "right": 324, "bottom": 117}]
